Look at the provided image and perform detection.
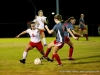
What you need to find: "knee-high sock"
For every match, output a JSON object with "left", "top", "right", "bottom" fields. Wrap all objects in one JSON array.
[
  {"left": 52, "top": 54, "right": 62, "bottom": 64},
  {"left": 43, "top": 38, "right": 47, "bottom": 45},
  {"left": 44, "top": 48, "right": 51, "bottom": 57},
  {"left": 23, "top": 51, "right": 28, "bottom": 59},
  {"left": 69, "top": 47, "right": 73, "bottom": 58},
  {"left": 84, "top": 34, "right": 88, "bottom": 40}
]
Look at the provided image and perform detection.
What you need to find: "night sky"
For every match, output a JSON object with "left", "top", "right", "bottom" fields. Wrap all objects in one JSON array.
[
  {"left": 0, "top": 0, "right": 99, "bottom": 37},
  {"left": 0, "top": 0, "right": 100, "bottom": 24}
]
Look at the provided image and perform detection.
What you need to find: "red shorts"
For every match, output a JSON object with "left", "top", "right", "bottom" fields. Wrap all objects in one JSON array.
[
  {"left": 54, "top": 40, "right": 64, "bottom": 49},
  {"left": 64, "top": 36, "right": 70, "bottom": 43},
  {"left": 29, "top": 41, "right": 43, "bottom": 51},
  {"left": 79, "top": 28, "right": 86, "bottom": 31},
  {"left": 40, "top": 30, "right": 44, "bottom": 34}
]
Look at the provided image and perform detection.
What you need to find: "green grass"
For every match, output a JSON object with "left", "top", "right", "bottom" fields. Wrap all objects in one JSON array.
[{"left": 0, "top": 37, "right": 100, "bottom": 75}]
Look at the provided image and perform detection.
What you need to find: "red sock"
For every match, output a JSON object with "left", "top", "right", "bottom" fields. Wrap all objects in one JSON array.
[
  {"left": 52, "top": 54, "right": 55, "bottom": 60},
  {"left": 53, "top": 54, "right": 62, "bottom": 64},
  {"left": 85, "top": 34, "right": 88, "bottom": 40},
  {"left": 69, "top": 47, "right": 73, "bottom": 58},
  {"left": 44, "top": 48, "right": 51, "bottom": 57},
  {"left": 84, "top": 34, "right": 88, "bottom": 40}
]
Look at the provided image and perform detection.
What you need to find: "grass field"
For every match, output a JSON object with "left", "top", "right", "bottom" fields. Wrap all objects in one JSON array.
[{"left": 0, "top": 37, "right": 100, "bottom": 75}]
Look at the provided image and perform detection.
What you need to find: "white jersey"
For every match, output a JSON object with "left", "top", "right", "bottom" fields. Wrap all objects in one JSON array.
[
  {"left": 26, "top": 29, "right": 40, "bottom": 43},
  {"left": 36, "top": 16, "right": 46, "bottom": 29}
]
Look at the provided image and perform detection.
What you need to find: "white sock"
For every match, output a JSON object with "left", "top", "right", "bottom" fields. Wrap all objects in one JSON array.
[
  {"left": 23, "top": 51, "right": 28, "bottom": 59},
  {"left": 43, "top": 38, "right": 46, "bottom": 45}
]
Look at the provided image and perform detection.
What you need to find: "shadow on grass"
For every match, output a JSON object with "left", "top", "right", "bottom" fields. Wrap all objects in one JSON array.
[
  {"left": 61, "top": 55, "right": 100, "bottom": 61},
  {"left": 75, "top": 55, "right": 100, "bottom": 60},
  {"left": 71, "top": 60, "right": 100, "bottom": 64},
  {"left": 61, "top": 55, "right": 100, "bottom": 64}
]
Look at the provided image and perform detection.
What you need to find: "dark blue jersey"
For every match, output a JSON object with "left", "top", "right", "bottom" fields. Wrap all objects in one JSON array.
[
  {"left": 63, "top": 22, "right": 74, "bottom": 37},
  {"left": 52, "top": 22, "right": 64, "bottom": 43},
  {"left": 79, "top": 18, "right": 85, "bottom": 28}
]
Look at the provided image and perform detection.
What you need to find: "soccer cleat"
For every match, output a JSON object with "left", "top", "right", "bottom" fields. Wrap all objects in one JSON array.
[
  {"left": 19, "top": 59, "right": 25, "bottom": 64},
  {"left": 58, "top": 64, "right": 63, "bottom": 66},
  {"left": 50, "top": 59, "right": 54, "bottom": 62},
  {"left": 68, "top": 58, "right": 75, "bottom": 60},
  {"left": 44, "top": 44, "right": 47, "bottom": 46},
  {"left": 40, "top": 56, "right": 51, "bottom": 61}
]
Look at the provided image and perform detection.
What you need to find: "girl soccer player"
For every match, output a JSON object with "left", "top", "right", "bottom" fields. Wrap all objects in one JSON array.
[
  {"left": 78, "top": 14, "right": 89, "bottom": 40},
  {"left": 16, "top": 21, "right": 48, "bottom": 64},
  {"left": 64, "top": 17, "right": 83, "bottom": 60},
  {"left": 34, "top": 10, "right": 47, "bottom": 46},
  {"left": 44, "top": 14, "right": 64, "bottom": 66}
]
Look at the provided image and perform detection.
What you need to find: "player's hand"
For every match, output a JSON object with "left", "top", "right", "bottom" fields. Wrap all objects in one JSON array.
[
  {"left": 81, "top": 35, "right": 83, "bottom": 37},
  {"left": 15, "top": 35, "right": 20, "bottom": 38},
  {"left": 45, "top": 25, "right": 48, "bottom": 29},
  {"left": 73, "top": 37, "right": 78, "bottom": 40}
]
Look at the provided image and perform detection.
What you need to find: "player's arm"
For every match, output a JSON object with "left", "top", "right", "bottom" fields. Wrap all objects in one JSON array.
[
  {"left": 67, "top": 28, "right": 78, "bottom": 40},
  {"left": 45, "top": 25, "right": 54, "bottom": 34},
  {"left": 16, "top": 31, "right": 27, "bottom": 38},
  {"left": 41, "top": 17, "right": 47, "bottom": 24},
  {"left": 79, "top": 19, "right": 86, "bottom": 27},
  {"left": 80, "top": 22, "right": 86, "bottom": 27},
  {"left": 71, "top": 30, "right": 83, "bottom": 37}
]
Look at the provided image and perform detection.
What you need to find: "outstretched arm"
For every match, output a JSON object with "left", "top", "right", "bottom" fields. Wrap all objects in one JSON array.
[
  {"left": 45, "top": 25, "right": 54, "bottom": 34},
  {"left": 72, "top": 30, "right": 83, "bottom": 37},
  {"left": 67, "top": 28, "right": 78, "bottom": 40},
  {"left": 80, "top": 22, "right": 86, "bottom": 27},
  {"left": 15, "top": 31, "right": 27, "bottom": 38}
]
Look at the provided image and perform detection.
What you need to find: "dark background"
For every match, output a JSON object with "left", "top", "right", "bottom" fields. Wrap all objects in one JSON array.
[{"left": 0, "top": 0, "right": 100, "bottom": 37}]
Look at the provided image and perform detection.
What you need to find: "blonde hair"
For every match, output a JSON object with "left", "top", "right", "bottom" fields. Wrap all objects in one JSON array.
[{"left": 38, "top": 10, "right": 43, "bottom": 14}]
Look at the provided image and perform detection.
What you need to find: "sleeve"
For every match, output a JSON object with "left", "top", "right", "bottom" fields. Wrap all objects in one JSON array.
[
  {"left": 52, "top": 25, "right": 56, "bottom": 31},
  {"left": 43, "top": 16, "right": 47, "bottom": 20},
  {"left": 70, "top": 25, "right": 74, "bottom": 30},
  {"left": 33, "top": 19, "right": 36, "bottom": 22},
  {"left": 26, "top": 29, "right": 31, "bottom": 33},
  {"left": 79, "top": 18, "right": 83, "bottom": 23}
]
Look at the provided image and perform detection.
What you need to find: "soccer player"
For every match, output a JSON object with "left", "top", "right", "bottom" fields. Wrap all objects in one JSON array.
[
  {"left": 64, "top": 16, "right": 83, "bottom": 60},
  {"left": 16, "top": 21, "right": 49, "bottom": 64},
  {"left": 34, "top": 10, "right": 47, "bottom": 46},
  {"left": 78, "top": 14, "right": 89, "bottom": 40},
  {"left": 44, "top": 14, "right": 64, "bottom": 66}
]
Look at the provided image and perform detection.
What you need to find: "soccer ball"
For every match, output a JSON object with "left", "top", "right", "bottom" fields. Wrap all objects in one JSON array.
[{"left": 34, "top": 58, "right": 42, "bottom": 65}]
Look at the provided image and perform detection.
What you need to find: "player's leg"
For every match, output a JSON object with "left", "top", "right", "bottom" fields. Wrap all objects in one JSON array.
[
  {"left": 67, "top": 40, "right": 74, "bottom": 60},
  {"left": 64, "top": 36, "right": 74, "bottom": 60},
  {"left": 36, "top": 41, "right": 51, "bottom": 61},
  {"left": 44, "top": 41, "right": 54, "bottom": 58},
  {"left": 83, "top": 29, "right": 89, "bottom": 40},
  {"left": 41, "top": 31, "right": 47, "bottom": 46},
  {"left": 51, "top": 43, "right": 64, "bottom": 66},
  {"left": 36, "top": 41, "right": 45, "bottom": 55},
  {"left": 77, "top": 28, "right": 82, "bottom": 40},
  {"left": 20, "top": 45, "right": 33, "bottom": 64}
]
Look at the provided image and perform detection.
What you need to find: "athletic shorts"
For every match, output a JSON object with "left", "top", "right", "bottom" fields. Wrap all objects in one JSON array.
[
  {"left": 29, "top": 41, "right": 43, "bottom": 51},
  {"left": 54, "top": 40, "right": 64, "bottom": 49}
]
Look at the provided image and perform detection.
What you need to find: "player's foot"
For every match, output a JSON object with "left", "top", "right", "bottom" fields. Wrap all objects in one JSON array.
[
  {"left": 86, "top": 39, "right": 89, "bottom": 41},
  {"left": 40, "top": 56, "right": 51, "bottom": 61},
  {"left": 19, "top": 59, "right": 25, "bottom": 64},
  {"left": 68, "top": 58, "right": 75, "bottom": 60},
  {"left": 44, "top": 44, "right": 47, "bottom": 46},
  {"left": 58, "top": 63, "right": 63, "bottom": 66}
]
